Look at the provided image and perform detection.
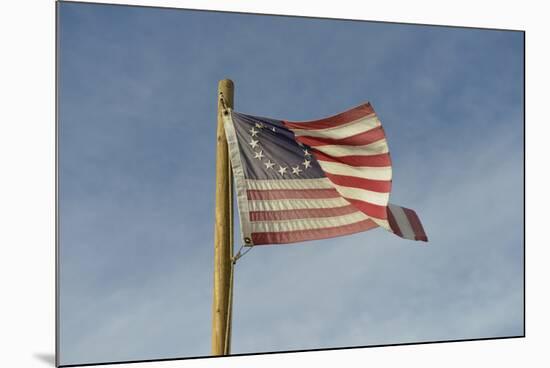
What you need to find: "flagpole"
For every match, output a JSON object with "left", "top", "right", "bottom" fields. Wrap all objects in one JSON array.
[{"left": 212, "top": 79, "right": 234, "bottom": 356}]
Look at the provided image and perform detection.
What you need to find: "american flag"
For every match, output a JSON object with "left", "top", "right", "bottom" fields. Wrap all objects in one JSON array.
[{"left": 223, "top": 102, "right": 427, "bottom": 246}]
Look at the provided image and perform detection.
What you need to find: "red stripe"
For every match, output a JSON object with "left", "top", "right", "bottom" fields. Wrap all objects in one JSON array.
[
  {"left": 403, "top": 207, "right": 428, "bottom": 242},
  {"left": 250, "top": 205, "right": 358, "bottom": 221},
  {"left": 247, "top": 188, "right": 340, "bottom": 200},
  {"left": 283, "top": 103, "right": 375, "bottom": 130},
  {"left": 387, "top": 207, "right": 403, "bottom": 237},
  {"left": 296, "top": 126, "right": 386, "bottom": 147},
  {"left": 324, "top": 172, "right": 392, "bottom": 193},
  {"left": 343, "top": 198, "right": 388, "bottom": 220},
  {"left": 313, "top": 150, "right": 392, "bottom": 168},
  {"left": 251, "top": 218, "right": 378, "bottom": 245}
]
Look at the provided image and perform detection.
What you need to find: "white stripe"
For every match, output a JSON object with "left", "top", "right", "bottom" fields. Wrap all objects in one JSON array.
[
  {"left": 330, "top": 184, "right": 390, "bottom": 206},
  {"left": 249, "top": 197, "right": 350, "bottom": 212},
  {"left": 251, "top": 211, "right": 370, "bottom": 233},
  {"left": 314, "top": 139, "right": 389, "bottom": 157},
  {"left": 388, "top": 204, "right": 415, "bottom": 240},
  {"left": 318, "top": 161, "right": 392, "bottom": 181},
  {"left": 246, "top": 178, "right": 333, "bottom": 191},
  {"left": 291, "top": 115, "right": 380, "bottom": 139}
]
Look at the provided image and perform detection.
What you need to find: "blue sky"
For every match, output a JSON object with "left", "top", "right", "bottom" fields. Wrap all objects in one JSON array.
[{"left": 58, "top": 2, "right": 524, "bottom": 365}]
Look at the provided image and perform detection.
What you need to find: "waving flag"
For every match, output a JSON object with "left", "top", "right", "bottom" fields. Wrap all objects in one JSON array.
[{"left": 223, "top": 102, "right": 427, "bottom": 246}]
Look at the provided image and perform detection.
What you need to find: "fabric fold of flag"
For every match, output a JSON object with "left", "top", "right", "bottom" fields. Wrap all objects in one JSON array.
[{"left": 223, "top": 102, "right": 427, "bottom": 246}]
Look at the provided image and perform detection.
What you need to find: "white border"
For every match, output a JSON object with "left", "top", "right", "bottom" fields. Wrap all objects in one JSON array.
[
  {"left": 2, "top": 1, "right": 547, "bottom": 368},
  {"left": 223, "top": 109, "right": 253, "bottom": 246}
]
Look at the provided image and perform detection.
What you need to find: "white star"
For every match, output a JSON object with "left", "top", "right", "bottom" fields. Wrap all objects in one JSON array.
[
  {"left": 303, "top": 148, "right": 311, "bottom": 156},
  {"left": 291, "top": 166, "right": 302, "bottom": 175},
  {"left": 255, "top": 122, "right": 264, "bottom": 129},
  {"left": 249, "top": 127, "right": 259, "bottom": 137},
  {"left": 277, "top": 166, "right": 288, "bottom": 176},
  {"left": 254, "top": 150, "right": 264, "bottom": 160},
  {"left": 264, "top": 160, "right": 275, "bottom": 169},
  {"left": 302, "top": 159, "right": 311, "bottom": 169},
  {"left": 249, "top": 139, "right": 259, "bottom": 149}
]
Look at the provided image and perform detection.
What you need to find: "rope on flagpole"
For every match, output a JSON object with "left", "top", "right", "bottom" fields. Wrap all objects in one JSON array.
[
  {"left": 220, "top": 91, "right": 253, "bottom": 354},
  {"left": 233, "top": 244, "right": 253, "bottom": 263},
  {"left": 223, "top": 251, "right": 234, "bottom": 355},
  {"left": 223, "top": 244, "right": 253, "bottom": 355},
  {"left": 221, "top": 89, "right": 232, "bottom": 355},
  {"left": 223, "top": 130, "right": 233, "bottom": 355}
]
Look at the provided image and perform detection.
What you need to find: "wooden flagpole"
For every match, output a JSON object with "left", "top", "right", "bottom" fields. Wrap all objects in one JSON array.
[{"left": 212, "top": 79, "right": 234, "bottom": 356}]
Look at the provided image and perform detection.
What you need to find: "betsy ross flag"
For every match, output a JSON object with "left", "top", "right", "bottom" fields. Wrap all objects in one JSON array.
[{"left": 223, "top": 102, "right": 427, "bottom": 246}]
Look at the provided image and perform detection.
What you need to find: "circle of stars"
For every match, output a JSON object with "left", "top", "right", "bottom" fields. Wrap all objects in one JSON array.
[{"left": 248, "top": 123, "right": 313, "bottom": 177}]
